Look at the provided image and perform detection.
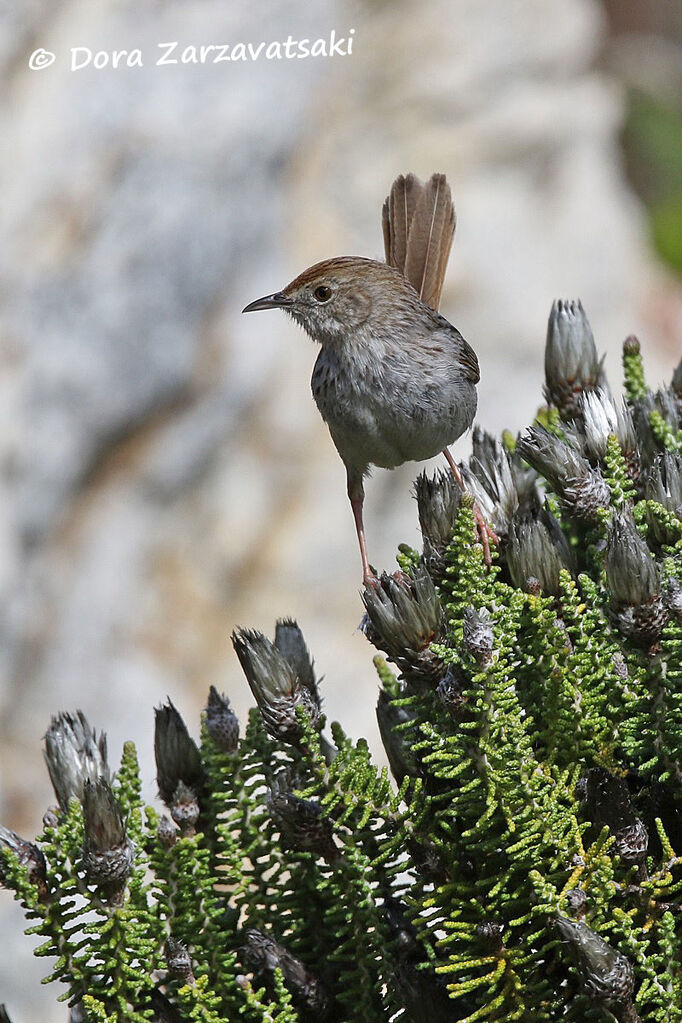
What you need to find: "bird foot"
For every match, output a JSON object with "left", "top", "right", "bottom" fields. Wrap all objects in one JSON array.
[{"left": 473, "top": 503, "right": 499, "bottom": 567}]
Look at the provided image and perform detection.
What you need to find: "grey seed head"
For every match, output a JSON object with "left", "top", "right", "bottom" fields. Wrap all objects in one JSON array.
[
  {"left": 361, "top": 564, "right": 444, "bottom": 684},
  {"left": 645, "top": 452, "right": 682, "bottom": 545},
  {"left": 578, "top": 389, "right": 637, "bottom": 462},
  {"left": 606, "top": 509, "right": 660, "bottom": 608},
  {"left": 274, "top": 618, "right": 319, "bottom": 700},
  {"left": 413, "top": 468, "right": 461, "bottom": 550},
  {"left": 555, "top": 916, "right": 634, "bottom": 1006},
  {"left": 267, "top": 774, "right": 339, "bottom": 863},
  {"left": 462, "top": 607, "right": 494, "bottom": 664},
  {"left": 154, "top": 700, "right": 204, "bottom": 808},
  {"left": 544, "top": 299, "right": 606, "bottom": 419},
  {"left": 81, "top": 779, "right": 133, "bottom": 890},
  {"left": 43, "top": 711, "right": 110, "bottom": 812},
  {"left": 506, "top": 509, "right": 573, "bottom": 596},
  {"left": 232, "top": 627, "right": 322, "bottom": 743},
  {"left": 0, "top": 825, "right": 48, "bottom": 899},
  {"left": 517, "top": 427, "right": 611, "bottom": 522},
  {"left": 463, "top": 429, "right": 540, "bottom": 540}
]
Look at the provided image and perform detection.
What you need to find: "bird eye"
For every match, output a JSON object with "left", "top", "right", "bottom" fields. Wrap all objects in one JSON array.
[{"left": 313, "top": 285, "right": 332, "bottom": 303}]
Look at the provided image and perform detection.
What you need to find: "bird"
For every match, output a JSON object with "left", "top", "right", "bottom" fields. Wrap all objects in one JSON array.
[{"left": 243, "top": 172, "right": 489, "bottom": 586}]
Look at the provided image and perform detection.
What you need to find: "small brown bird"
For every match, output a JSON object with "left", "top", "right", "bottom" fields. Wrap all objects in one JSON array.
[{"left": 243, "top": 172, "right": 487, "bottom": 585}]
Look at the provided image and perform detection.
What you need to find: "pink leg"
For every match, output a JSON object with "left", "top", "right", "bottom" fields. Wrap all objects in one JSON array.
[
  {"left": 347, "top": 471, "right": 376, "bottom": 587},
  {"left": 442, "top": 448, "right": 498, "bottom": 566}
]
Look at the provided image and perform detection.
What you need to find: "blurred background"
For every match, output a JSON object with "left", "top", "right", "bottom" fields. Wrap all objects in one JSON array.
[{"left": 0, "top": 0, "right": 680, "bottom": 1016}]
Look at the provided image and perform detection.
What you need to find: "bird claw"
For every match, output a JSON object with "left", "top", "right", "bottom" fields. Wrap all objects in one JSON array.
[{"left": 473, "top": 503, "right": 498, "bottom": 567}]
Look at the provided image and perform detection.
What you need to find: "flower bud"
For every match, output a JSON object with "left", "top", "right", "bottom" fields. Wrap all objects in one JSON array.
[
  {"left": 43, "top": 711, "right": 110, "bottom": 812},
  {"left": 242, "top": 929, "right": 329, "bottom": 1017},
  {"left": 516, "top": 427, "right": 610, "bottom": 523},
  {"left": 544, "top": 299, "right": 606, "bottom": 419},
  {"left": 165, "top": 937, "right": 195, "bottom": 984},
  {"left": 361, "top": 564, "right": 444, "bottom": 685},
  {"left": 506, "top": 510, "right": 573, "bottom": 596},
  {"left": 555, "top": 916, "right": 634, "bottom": 1006},
  {"left": 232, "top": 628, "right": 321, "bottom": 744},
  {"left": 204, "top": 686, "right": 239, "bottom": 753},
  {"left": 376, "top": 689, "right": 421, "bottom": 783},
  {"left": 81, "top": 779, "right": 133, "bottom": 900},
  {"left": 157, "top": 814, "right": 178, "bottom": 849},
  {"left": 154, "top": 700, "right": 204, "bottom": 810},
  {"left": 605, "top": 510, "right": 668, "bottom": 646},
  {"left": 266, "top": 776, "right": 339, "bottom": 864},
  {"left": 169, "top": 781, "right": 200, "bottom": 837},
  {"left": 564, "top": 889, "right": 587, "bottom": 920},
  {"left": 0, "top": 825, "right": 48, "bottom": 901}
]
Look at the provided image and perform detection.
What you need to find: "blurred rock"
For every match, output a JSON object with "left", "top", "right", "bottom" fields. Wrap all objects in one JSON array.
[{"left": 0, "top": 0, "right": 678, "bottom": 1017}]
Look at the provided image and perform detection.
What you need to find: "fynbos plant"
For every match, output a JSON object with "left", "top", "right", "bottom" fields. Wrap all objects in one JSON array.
[{"left": 1, "top": 303, "right": 682, "bottom": 1023}]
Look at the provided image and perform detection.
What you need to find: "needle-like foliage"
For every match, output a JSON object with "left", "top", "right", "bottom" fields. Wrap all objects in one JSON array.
[{"left": 1, "top": 306, "right": 682, "bottom": 1022}]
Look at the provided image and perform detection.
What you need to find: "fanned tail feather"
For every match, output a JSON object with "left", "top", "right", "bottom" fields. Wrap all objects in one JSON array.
[{"left": 382, "top": 172, "right": 455, "bottom": 312}]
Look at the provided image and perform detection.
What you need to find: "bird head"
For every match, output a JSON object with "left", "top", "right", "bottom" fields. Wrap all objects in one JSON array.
[{"left": 242, "top": 256, "right": 418, "bottom": 345}]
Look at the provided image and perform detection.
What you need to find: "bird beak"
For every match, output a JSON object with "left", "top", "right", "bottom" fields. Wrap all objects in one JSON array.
[{"left": 242, "top": 291, "right": 292, "bottom": 313}]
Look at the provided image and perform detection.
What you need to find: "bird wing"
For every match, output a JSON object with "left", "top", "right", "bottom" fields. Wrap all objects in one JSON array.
[{"left": 383, "top": 173, "right": 456, "bottom": 312}]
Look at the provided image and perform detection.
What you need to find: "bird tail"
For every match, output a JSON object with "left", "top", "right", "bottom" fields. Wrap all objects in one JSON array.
[{"left": 382, "top": 172, "right": 455, "bottom": 312}]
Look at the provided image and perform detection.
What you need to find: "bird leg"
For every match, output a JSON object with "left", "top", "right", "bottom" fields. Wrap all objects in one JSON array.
[
  {"left": 442, "top": 448, "right": 498, "bottom": 566},
  {"left": 347, "top": 471, "right": 376, "bottom": 588}
]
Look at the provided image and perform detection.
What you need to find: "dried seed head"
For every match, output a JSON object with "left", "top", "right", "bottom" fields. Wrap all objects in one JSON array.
[
  {"left": 414, "top": 468, "right": 461, "bottom": 554},
  {"left": 273, "top": 618, "right": 320, "bottom": 701},
  {"left": 475, "top": 921, "right": 504, "bottom": 951},
  {"left": 665, "top": 577, "right": 682, "bottom": 621},
  {"left": 154, "top": 700, "right": 204, "bottom": 809},
  {"left": 436, "top": 666, "right": 468, "bottom": 716},
  {"left": 0, "top": 825, "right": 48, "bottom": 901},
  {"left": 361, "top": 565, "right": 444, "bottom": 685},
  {"left": 204, "top": 686, "right": 239, "bottom": 753},
  {"left": 43, "top": 711, "right": 110, "bottom": 812},
  {"left": 605, "top": 510, "right": 668, "bottom": 645},
  {"left": 376, "top": 689, "right": 421, "bottom": 783},
  {"left": 614, "top": 819, "right": 648, "bottom": 864},
  {"left": 462, "top": 428, "right": 541, "bottom": 541},
  {"left": 232, "top": 628, "right": 321, "bottom": 744},
  {"left": 165, "top": 937, "right": 195, "bottom": 983},
  {"left": 544, "top": 299, "right": 606, "bottom": 419},
  {"left": 506, "top": 509, "right": 573, "bottom": 596},
  {"left": 555, "top": 916, "right": 635, "bottom": 1006},
  {"left": 645, "top": 452, "right": 682, "bottom": 546},
  {"left": 267, "top": 776, "right": 339, "bottom": 864},
  {"left": 243, "top": 929, "right": 329, "bottom": 1016},
  {"left": 462, "top": 607, "right": 494, "bottom": 664},
  {"left": 516, "top": 427, "right": 610, "bottom": 523},
  {"left": 81, "top": 779, "right": 134, "bottom": 895},
  {"left": 577, "top": 389, "right": 638, "bottom": 468}
]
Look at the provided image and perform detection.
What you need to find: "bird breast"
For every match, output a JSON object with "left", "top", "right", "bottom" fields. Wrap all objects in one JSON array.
[{"left": 310, "top": 334, "right": 477, "bottom": 474}]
